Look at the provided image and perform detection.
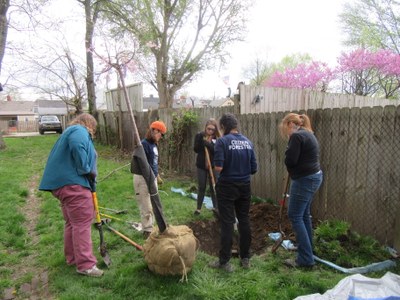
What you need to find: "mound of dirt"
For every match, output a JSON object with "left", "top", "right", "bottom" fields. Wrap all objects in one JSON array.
[{"left": 188, "top": 202, "right": 293, "bottom": 257}]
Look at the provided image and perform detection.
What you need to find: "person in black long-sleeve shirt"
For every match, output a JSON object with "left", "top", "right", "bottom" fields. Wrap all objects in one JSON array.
[
  {"left": 280, "top": 113, "right": 323, "bottom": 268},
  {"left": 193, "top": 119, "right": 220, "bottom": 215}
]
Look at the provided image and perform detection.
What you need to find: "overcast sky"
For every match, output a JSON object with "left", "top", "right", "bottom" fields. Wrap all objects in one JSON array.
[
  {"left": 4, "top": 0, "right": 348, "bottom": 101},
  {"left": 186, "top": 0, "right": 348, "bottom": 98}
]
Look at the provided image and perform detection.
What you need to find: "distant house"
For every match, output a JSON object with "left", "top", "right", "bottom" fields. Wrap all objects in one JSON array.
[
  {"left": 34, "top": 100, "right": 68, "bottom": 116},
  {"left": 208, "top": 98, "right": 234, "bottom": 107},
  {"left": 0, "top": 99, "right": 68, "bottom": 133},
  {"left": 143, "top": 95, "right": 160, "bottom": 111},
  {"left": 0, "top": 100, "right": 36, "bottom": 122}
]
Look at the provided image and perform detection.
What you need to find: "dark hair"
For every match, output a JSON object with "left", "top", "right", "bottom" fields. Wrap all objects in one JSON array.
[{"left": 219, "top": 113, "right": 238, "bottom": 135}]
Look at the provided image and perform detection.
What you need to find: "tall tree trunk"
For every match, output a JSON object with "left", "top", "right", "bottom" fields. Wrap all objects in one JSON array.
[
  {"left": 0, "top": 0, "right": 9, "bottom": 74},
  {"left": 0, "top": 132, "right": 5, "bottom": 150},
  {"left": 0, "top": 0, "right": 10, "bottom": 150},
  {"left": 84, "top": 0, "right": 98, "bottom": 118}
]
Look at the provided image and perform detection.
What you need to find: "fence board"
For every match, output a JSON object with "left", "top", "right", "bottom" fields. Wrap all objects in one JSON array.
[
  {"left": 333, "top": 107, "right": 350, "bottom": 218},
  {"left": 365, "top": 107, "right": 382, "bottom": 237},
  {"left": 389, "top": 106, "right": 400, "bottom": 247},
  {"left": 269, "top": 112, "right": 279, "bottom": 200},
  {"left": 353, "top": 108, "right": 372, "bottom": 235},
  {"left": 326, "top": 108, "right": 342, "bottom": 219},
  {"left": 311, "top": 109, "right": 325, "bottom": 218},
  {"left": 315, "top": 109, "right": 332, "bottom": 219},
  {"left": 259, "top": 114, "right": 269, "bottom": 199},
  {"left": 344, "top": 108, "right": 361, "bottom": 225},
  {"left": 377, "top": 106, "right": 397, "bottom": 244}
]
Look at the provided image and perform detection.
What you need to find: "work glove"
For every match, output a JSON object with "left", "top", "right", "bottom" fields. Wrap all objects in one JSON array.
[
  {"left": 87, "top": 172, "right": 97, "bottom": 192},
  {"left": 157, "top": 174, "right": 164, "bottom": 185}
]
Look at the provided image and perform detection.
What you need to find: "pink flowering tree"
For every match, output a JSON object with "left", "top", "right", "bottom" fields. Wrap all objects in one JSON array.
[
  {"left": 264, "top": 61, "right": 334, "bottom": 92},
  {"left": 370, "top": 49, "right": 400, "bottom": 98},
  {"left": 336, "top": 49, "right": 400, "bottom": 98},
  {"left": 336, "top": 49, "right": 380, "bottom": 96}
]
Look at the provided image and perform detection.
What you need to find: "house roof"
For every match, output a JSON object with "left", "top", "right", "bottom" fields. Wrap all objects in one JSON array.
[
  {"left": 0, "top": 100, "right": 35, "bottom": 116},
  {"left": 35, "top": 100, "right": 68, "bottom": 115},
  {"left": 143, "top": 96, "right": 159, "bottom": 110},
  {"left": 208, "top": 98, "right": 234, "bottom": 107},
  {"left": 35, "top": 100, "right": 67, "bottom": 108}
]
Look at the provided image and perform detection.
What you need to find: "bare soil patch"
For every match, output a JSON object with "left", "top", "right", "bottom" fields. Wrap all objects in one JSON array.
[
  {"left": 2, "top": 176, "right": 53, "bottom": 300},
  {"left": 188, "top": 202, "right": 293, "bottom": 256}
]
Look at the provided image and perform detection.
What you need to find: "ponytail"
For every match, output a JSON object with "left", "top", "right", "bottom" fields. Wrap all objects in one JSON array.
[{"left": 299, "top": 114, "right": 313, "bottom": 132}]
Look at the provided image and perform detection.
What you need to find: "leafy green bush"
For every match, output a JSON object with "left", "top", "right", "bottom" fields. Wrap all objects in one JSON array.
[{"left": 314, "top": 220, "right": 391, "bottom": 267}]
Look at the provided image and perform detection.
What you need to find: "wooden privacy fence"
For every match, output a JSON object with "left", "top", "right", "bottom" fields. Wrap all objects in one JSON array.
[
  {"left": 240, "top": 85, "right": 400, "bottom": 114},
  {"left": 238, "top": 106, "right": 400, "bottom": 247},
  {"left": 0, "top": 120, "right": 38, "bottom": 133},
  {"left": 97, "top": 105, "right": 400, "bottom": 247}
]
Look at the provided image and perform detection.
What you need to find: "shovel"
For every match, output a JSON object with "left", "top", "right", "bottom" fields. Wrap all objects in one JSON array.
[
  {"left": 99, "top": 206, "right": 128, "bottom": 214},
  {"left": 102, "top": 219, "right": 143, "bottom": 251},
  {"left": 204, "top": 146, "right": 218, "bottom": 214},
  {"left": 271, "top": 174, "right": 290, "bottom": 253},
  {"left": 92, "top": 191, "right": 112, "bottom": 267},
  {"left": 99, "top": 212, "right": 136, "bottom": 226}
]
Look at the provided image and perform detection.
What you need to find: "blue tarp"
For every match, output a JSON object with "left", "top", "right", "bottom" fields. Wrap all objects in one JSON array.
[{"left": 171, "top": 187, "right": 213, "bottom": 209}]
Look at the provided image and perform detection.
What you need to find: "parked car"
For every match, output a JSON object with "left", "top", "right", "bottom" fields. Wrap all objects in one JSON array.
[{"left": 38, "top": 115, "right": 63, "bottom": 134}]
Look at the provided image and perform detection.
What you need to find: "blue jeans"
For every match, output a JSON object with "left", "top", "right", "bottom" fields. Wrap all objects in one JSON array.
[{"left": 288, "top": 171, "right": 323, "bottom": 266}]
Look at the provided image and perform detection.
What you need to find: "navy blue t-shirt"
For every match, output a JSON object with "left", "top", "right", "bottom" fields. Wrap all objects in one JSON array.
[
  {"left": 142, "top": 138, "right": 159, "bottom": 177},
  {"left": 214, "top": 133, "right": 257, "bottom": 182}
]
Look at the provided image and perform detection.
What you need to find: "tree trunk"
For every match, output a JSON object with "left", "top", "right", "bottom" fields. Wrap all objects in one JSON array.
[
  {"left": 0, "top": 132, "right": 6, "bottom": 150},
  {"left": 0, "top": 0, "right": 10, "bottom": 74},
  {"left": 157, "top": 85, "right": 176, "bottom": 108},
  {"left": 84, "top": 0, "right": 97, "bottom": 118}
]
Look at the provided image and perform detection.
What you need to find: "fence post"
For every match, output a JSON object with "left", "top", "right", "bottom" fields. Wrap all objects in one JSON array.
[{"left": 394, "top": 207, "right": 400, "bottom": 251}]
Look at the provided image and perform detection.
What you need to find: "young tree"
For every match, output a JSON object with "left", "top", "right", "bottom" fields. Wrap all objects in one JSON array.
[
  {"left": 242, "top": 56, "right": 270, "bottom": 86},
  {"left": 103, "top": 0, "right": 251, "bottom": 108},
  {"left": 340, "top": 0, "right": 400, "bottom": 53}
]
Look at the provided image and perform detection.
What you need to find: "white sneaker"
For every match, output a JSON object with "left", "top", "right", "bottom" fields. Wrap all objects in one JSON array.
[{"left": 77, "top": 265, "right": 104, "bottom": 277}]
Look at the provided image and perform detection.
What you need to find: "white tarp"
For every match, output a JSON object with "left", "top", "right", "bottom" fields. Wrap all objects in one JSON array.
[{"left": 295, "top": 272, "right": 400, "bottom": 300}]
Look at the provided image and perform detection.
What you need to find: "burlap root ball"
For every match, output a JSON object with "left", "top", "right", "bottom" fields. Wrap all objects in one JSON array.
[{"left": 143, "top": 225, "right": 199, "bottom": 280}]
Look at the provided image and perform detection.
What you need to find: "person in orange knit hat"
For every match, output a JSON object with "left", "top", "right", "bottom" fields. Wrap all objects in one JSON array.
[{"left": 133, "top": 120, "right": 167, "bottom": 238}]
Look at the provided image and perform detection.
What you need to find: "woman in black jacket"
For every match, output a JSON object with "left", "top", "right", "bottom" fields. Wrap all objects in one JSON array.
[{"left": 193, "top": 119, "right": 221, "bottom": 215}]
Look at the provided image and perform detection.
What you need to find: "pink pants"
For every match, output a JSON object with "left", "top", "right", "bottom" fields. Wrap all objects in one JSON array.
[{"left": 52, "top": 185, "right": 97, "bottom": 272}]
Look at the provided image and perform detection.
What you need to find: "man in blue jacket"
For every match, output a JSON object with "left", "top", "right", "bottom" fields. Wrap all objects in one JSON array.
[{"left": 209, "top": 113, "right": 257, "bottom": 272}]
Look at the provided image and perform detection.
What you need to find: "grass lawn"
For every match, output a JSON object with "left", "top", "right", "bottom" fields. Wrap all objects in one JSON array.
[{"left": 0, "top": 134, "right": 398, "bottom": 300}]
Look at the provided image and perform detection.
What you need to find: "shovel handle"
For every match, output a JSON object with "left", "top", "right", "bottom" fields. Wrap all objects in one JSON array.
[
  {"left": 204, "top": 147, "right": 216, "bottom": 188},
  {"left": 92, "top": 192, "right": 102, "bottom": 224},
  {"left": 104, "top": 223, "right": 143, "bottom": 251}
]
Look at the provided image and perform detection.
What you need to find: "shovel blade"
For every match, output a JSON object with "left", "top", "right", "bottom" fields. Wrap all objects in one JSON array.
[
  {"left": 100, "top": 246, "right": 112, "bottom": 267},
  {"left": 95, "top": 222, "right": 112, "bottom": 267},
  {"left": 271, "top": 236, "right": 284, "bottom": 253}
]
